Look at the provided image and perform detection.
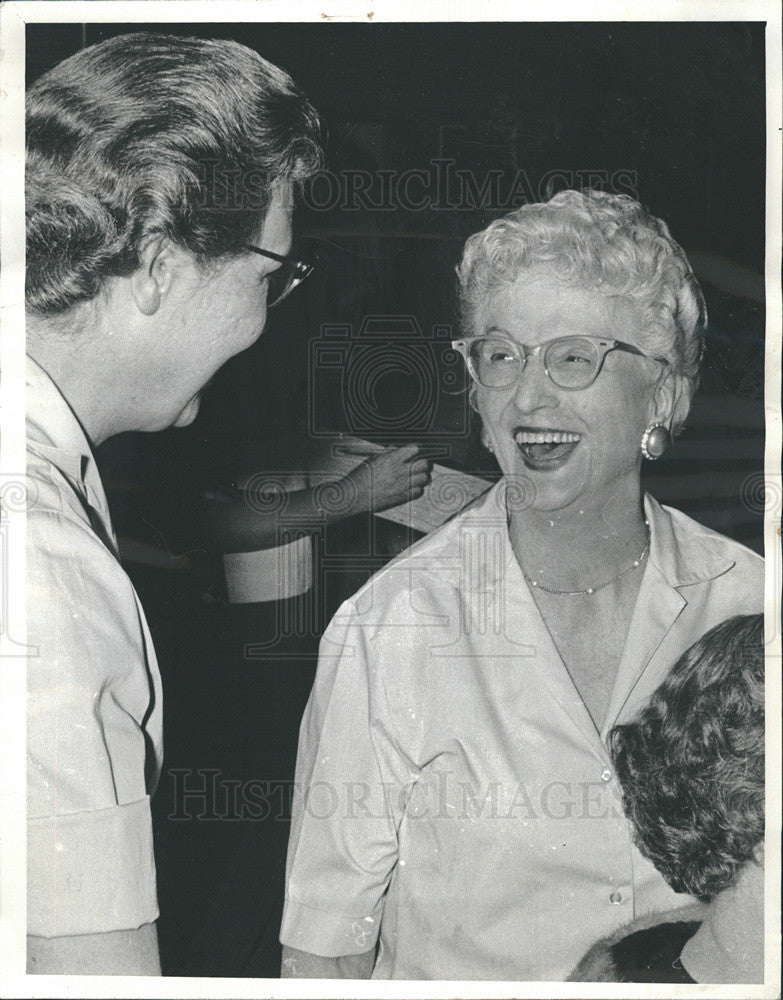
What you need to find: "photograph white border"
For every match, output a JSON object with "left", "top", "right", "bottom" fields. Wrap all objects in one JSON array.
[{"left": 2, "top": 2, "right": 780, "bottom": 997}]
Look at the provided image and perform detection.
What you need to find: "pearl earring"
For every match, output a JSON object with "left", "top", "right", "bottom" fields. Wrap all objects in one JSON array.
[{"left": 641, "top": 423, "right": 671, "bottom": 460}]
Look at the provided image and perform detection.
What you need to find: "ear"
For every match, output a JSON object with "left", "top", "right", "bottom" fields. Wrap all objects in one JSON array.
[
  {"left": 129, "top": 236, "right": 183, "bottom": 316},
  {"left": 647, "top": 367, "right": 691, "bottom": 432}
]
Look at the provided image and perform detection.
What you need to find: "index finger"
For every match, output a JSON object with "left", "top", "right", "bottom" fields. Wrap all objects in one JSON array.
[
  {"left": 391, "top": 443, "right": 423, "bottom": 461},
  {"left": 333, "top": 439, "right": 388, "bottom": 457}
]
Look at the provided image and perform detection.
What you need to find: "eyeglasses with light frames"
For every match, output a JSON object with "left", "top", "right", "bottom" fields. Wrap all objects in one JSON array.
[{"left": 451, "top": 334, "right": 669, "bottom": 391}]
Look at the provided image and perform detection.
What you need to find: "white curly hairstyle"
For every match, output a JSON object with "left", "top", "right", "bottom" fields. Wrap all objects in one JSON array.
[{"left": 456, "top": 189, "right": 707, "bottom": 433}]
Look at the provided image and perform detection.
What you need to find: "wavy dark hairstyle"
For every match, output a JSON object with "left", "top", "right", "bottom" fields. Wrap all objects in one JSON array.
[
  {"left": 26, "top": 32, "right": 323, "bottom": 316},
  {"left": 609, "top": 614, "right": 765, "bottom": 902}
]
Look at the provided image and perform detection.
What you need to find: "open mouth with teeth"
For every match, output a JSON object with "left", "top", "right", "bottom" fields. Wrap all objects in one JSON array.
[{"left": 513, "top": 428, "right": 582, "bottom": 469}]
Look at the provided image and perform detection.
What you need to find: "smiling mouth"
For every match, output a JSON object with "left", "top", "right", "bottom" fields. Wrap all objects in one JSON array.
[{"left": 513, "top": 427, "right": 582, "bottom": 467}]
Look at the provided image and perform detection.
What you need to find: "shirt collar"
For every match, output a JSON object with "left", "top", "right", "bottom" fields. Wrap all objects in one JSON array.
[
  {"left": 456, "top": 480, "right": 515, "bottom": 595},
  {"left": 26, "top": 354, "right": 109, "bottom": 516},
  {"left": 457, "top": 480, "right": 735, "bottom": 594},
  {"left": 644, "top": 493, "right": 736, "bottom": 588}
]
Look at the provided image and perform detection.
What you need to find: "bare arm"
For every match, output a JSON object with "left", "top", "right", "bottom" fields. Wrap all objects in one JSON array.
[
  {"left": 187, "top": 444, "right": 432, "bottom": 553},
  {"left": 27, "top": 922, "right": 161, "bottom": 976},
  {"left": 280, "top": 944, "right": 375, "bottom": 979}
]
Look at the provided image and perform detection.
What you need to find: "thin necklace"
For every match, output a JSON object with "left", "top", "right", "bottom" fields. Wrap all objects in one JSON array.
[{"left": 524, "top": 521, "right": 650, "bottom": 596}]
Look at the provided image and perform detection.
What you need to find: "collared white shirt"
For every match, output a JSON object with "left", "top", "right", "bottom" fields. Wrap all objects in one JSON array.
[
  {"left": 26, "top": 356, "right": 163, "bottom": 937},
  {"left": 281, "top": 480, "right": 763, "bottom": 980}
]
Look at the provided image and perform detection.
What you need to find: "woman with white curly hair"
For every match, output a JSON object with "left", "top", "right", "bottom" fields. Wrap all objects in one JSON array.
[{"left": 280, "top": 189, "right": 764, "bottom": 980}]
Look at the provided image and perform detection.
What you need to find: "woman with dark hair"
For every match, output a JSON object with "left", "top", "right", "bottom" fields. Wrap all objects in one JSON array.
[
  {"left": 24, "top": 32, "right": 326, "bottom": 974},
  {"left": 570, "top": 613, "right": 765, "bottom": 983},
  {"left": 25, "top": 32, "right": 323, "bottom": 319},
  {"left": 280, "top": 190, "right": 764, "bottom": 979}
]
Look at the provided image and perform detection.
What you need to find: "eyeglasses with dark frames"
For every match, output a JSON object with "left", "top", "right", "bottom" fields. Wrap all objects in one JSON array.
[
  {"left": 245, "top": 245, "right": 316, "bottom": 307},
  {"left": 451, "top": 334, "right": 669, "bottom": 391}
]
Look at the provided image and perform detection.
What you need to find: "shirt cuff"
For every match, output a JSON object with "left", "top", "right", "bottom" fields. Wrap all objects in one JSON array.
[
  {"left": 28, "top": 796, "right": 159, "bottom": 937},
  {"left": 280, "top": 895, "right": 383, "bottom": 957}
]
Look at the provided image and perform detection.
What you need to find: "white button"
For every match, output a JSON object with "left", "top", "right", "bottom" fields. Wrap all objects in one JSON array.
[
  {"left": 601, "top": 769, "right": 612, "bottom": 782},
  {"left": 609, "top": 890, "right": 623, "bottom": 904}
]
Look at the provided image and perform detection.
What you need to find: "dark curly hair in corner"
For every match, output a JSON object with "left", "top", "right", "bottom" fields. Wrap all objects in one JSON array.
[
  {"left": 26, "top": 32, "right": 323, "bottom": 316},
  {"left": 609, "top": 614, "right": 764, "bottom": 902}
]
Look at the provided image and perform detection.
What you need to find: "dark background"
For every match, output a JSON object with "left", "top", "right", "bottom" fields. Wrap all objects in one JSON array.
[
  {"left": 27, "top": 21, "right": 767, "bottom": 544},
  {"left": 27, "top": 20, "right": 767, "bottom": 977}
]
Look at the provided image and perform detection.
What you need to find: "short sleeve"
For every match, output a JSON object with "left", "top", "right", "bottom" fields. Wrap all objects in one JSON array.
[
  {"left": 27, "top": 798, "right": 158, "bottom": 937},
  {"left": 280, "top": 601, "right": 415, "bottom": 957},
  {"left": 27, "top": 503, "right": 160, "bottom": 936}
]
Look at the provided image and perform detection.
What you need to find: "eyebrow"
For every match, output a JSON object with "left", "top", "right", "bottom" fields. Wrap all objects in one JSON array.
[
  {"left": 482, "top": 326, "right": 592, "bottom": 342},
  {"left": 483, "top": 326, "right": 516, "bottom": 339}
]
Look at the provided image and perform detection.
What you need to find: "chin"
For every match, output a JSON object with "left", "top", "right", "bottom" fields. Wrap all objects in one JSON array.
[
  {"left": 173, "top": 396, "right": 201, "bottom": 428},
  {"left": 499, "top": 448, "right": 591, "bottom": 515},
  {"left": 509, "top": 481, "right": 587, "bottom": 515}
]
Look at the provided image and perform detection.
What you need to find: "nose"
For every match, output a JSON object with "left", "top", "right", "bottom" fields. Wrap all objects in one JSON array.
[{"left": 511, "top": 350, "right": 559, "bottom": 412}]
